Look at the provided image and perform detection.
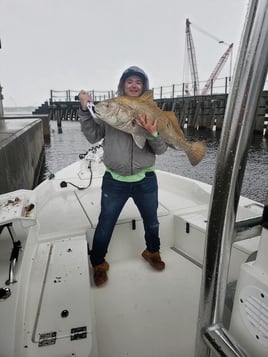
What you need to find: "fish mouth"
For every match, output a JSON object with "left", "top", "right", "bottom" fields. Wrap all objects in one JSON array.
[
  {"left": 94, "top": 102, "right": 122, "bottom": 119},
  {"left": 94, "top": 106, "right": 102, "bottom": 117}
]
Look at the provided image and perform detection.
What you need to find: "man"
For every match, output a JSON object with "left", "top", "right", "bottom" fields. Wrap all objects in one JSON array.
[{"left": 78, "top": 66, "right": 168, "bottom": 286}]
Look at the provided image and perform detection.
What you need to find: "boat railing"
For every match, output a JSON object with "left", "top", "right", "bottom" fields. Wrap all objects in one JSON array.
[
  {"left": 0, "top": 223, "right": 21, "bottom": 285},
  {"left": 234, "top": 216, "right": 263, "bottom": 242},
  {"left": 195, "top": 0, "right": 268, "bottom": 356}
]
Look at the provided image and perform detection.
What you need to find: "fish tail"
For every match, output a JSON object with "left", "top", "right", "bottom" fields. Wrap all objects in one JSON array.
[{"left": 186, "top": 141, "right": 206, "bottom": 166}]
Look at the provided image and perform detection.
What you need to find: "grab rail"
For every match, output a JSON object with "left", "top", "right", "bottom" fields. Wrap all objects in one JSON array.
[
  {"left": 195, "top": 0, "right": 268, "bottom": 356},
  {"left": 0, "top": 223, "right": 22, "bottom": 285}
]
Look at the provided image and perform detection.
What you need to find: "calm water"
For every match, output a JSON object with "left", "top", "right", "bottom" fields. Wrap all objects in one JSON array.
[{"left": 43, "top": 120, "right": 268, "bottom": 204}]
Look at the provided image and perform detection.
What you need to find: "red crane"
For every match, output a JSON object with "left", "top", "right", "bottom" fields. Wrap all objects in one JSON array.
[
  {"left": 201, "top": 43, "right": 233, "bottom": 95},
  {"left": 185, "top": 19, "right": 233, "bottom": 96}
]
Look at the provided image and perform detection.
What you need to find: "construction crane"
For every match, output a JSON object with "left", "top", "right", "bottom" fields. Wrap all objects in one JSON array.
[
  {"left": 201, "top": 43, "right": 233, "bottom": 95},
  {"left": 185, "top": 18, "right": 200, "bottom": 95},
  {"left": 185, "top": 18, "right": 233, "bottom": 96}
]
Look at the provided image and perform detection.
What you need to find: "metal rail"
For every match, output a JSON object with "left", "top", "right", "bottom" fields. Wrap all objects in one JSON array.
[
  {"left": 195, "top": 0, "right": 268, "bottom": 356},
  {"left": 49, "top": 77, "right": 234, "bottom": 103}
]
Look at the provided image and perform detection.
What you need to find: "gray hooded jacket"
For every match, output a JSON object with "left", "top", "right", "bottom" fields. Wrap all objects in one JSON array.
[{"left": 78, "top": 66, "right": 168, "bottom": 176}]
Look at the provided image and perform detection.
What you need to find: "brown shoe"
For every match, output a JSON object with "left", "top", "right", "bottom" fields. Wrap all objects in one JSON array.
[
  {"left": 93, "top": 260, "right": 109, "bottom": 287},
  {"left": 142, "top": 250, "right": 165, "bottom": 271}
]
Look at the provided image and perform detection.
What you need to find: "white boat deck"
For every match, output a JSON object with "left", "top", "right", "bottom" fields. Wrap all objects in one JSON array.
[
  {"left": 91, "top": 247, "right": 202, "bottom": 357},
  {"left": 0, "top": 161, "right": 263, "bottom": 357}
]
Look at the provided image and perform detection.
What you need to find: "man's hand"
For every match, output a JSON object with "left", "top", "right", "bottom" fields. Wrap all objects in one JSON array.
[
  {"left": 79, "top": 90, "right": 93, "bottom": 111},
  {"left": 136, "top": 114, "right": 158, "bottom": 135}
]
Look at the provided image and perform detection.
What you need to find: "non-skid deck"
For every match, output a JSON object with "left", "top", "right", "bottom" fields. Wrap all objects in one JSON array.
[{"left": 91, "top": 247, "right": 202, "bottom": 357}]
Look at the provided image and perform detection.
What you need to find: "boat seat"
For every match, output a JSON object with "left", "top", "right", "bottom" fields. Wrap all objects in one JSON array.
[
  {"left": 172, "top": 203, "right": 262, "bottom": 282},
  {"left": 75, "top": 187, "right": 169, "bottom": 228}
]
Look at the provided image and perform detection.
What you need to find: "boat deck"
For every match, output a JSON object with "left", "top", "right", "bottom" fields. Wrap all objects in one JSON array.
[
  {"left": 91, "top": 247, "right": 202, "bottom": 357},
  {"left": 0, "top": 161, "right": 263, "bottom": 357}
]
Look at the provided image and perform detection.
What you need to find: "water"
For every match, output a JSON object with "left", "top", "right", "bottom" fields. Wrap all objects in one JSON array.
[{"left": 43, "top": 120, "right": 268, "bottom": 204}]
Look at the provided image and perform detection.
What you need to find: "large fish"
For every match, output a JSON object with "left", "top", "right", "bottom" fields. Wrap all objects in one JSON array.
[{"left": 94, "top": 91, "right": 206, "bottom": 166}]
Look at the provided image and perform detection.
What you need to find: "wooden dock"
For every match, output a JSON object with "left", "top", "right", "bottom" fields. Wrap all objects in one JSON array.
[
  {"left": 33, "top": 90, "right": 268, "bottom": 136},
  {"left": 157, "top": 91, "right": 268, "bottom": 134}
]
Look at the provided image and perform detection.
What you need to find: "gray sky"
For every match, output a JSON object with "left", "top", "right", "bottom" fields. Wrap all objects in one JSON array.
[{"left": 0, "top": 0, "right": 249, "bottom": 107}]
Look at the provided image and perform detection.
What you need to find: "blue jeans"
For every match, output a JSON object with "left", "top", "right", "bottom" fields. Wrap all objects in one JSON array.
[{"left": 90, "top": 171, "right": 160, "bottom": 266}]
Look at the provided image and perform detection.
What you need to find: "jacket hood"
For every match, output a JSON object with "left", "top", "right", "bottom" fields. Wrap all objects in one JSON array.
[{"left": 117, "top": 66, "right": 150, "bottom": 96}]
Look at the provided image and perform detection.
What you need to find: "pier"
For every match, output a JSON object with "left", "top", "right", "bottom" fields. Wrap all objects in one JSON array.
[
  {"left": 0, "top": 118, "right": 45, "bottom": 194},
  {"left": 0, "top": 85, "right": 48, "bottom": 194},
  {"left": 33, "top": 78, "right": 268, "bottom": 135}
]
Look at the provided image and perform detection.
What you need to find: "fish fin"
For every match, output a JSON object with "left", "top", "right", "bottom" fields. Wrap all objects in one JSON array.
[
  {"left": 161, "top": 111, "right": 206, "bottom": 166},
  {"left": 132, "top": 134, "right": 146, "bottom": 149},
  {"left": 186, "top": 141, "right": 206, "bottom": 166},
  {"left": 163, "top": 111, "right": 185, "bottom": 138},
  {"left": 138, "top": 91, "right": 160, "bottom": 113},
  {"left": 164, "top": 111, "right": 180, "bottom": 126},
  {"left": 141, "top": 90, "right": 154, "bottom": 100}
]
